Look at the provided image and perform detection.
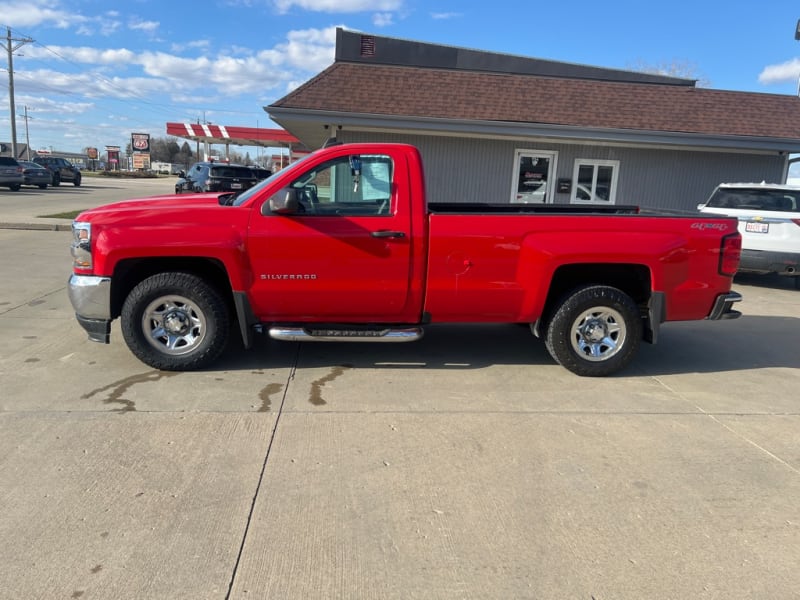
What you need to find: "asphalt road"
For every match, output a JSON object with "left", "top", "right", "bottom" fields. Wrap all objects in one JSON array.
[{"left": 1, "top": 179, "right": 799, "bottom": 599}]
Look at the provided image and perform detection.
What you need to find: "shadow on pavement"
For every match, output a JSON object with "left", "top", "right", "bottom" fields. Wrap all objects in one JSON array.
[{"left": 211, "top": 316, "right": 800, "bottom": 377}]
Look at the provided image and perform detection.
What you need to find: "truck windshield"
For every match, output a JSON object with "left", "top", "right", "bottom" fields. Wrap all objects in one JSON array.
[{"left": 231, "top": 154, "right": 315, "bottom": 207}]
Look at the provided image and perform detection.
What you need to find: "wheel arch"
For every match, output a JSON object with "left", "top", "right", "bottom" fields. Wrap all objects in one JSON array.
[
  {"left": 110, "top": 257, "right": 234, "bottom": 321},
  {"left": 535, "top": 263, "right": 653, "bottom": 337}
]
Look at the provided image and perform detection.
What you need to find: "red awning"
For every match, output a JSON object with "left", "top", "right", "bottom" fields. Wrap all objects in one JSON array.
[{"left": 165, "top": 122, "right": 302, "bottom": 148}]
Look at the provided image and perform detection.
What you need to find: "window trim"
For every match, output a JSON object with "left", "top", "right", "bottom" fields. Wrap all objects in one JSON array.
[{"left": 570, "top": 158, "right": 619, "bottom": 205}]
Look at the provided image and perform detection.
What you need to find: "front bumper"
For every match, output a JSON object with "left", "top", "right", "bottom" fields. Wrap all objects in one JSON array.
[
  {"left": 68, "top": 274, "right": 112, "bottom": 343},
  {"left": 706, "top": 291, "right": 743, "bottom": 320}
]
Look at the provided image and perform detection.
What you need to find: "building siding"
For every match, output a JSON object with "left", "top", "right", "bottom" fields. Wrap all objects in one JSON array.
[{"left": 341, "top": 130, "right": 786, "bottom": 212}]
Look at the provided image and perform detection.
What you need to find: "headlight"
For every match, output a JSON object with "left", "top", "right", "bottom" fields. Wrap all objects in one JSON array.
[{"left": 71, "top": 221, "right": 92, "bottom": 270}]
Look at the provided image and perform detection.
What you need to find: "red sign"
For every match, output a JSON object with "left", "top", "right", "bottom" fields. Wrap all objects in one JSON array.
[{"left": 131, "top": 133, "right": 150, "bottom": 152}]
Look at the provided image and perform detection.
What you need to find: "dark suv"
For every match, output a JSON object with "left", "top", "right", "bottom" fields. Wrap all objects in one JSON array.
[
  {"left": 32, "top": 156, "right": 82, "bottom": 187},
  {"left": 0, "top": 156, "right": 24, "bottom": 191},
  {"left": 176, "top": 162, "right": 258, "bottom": 194}
]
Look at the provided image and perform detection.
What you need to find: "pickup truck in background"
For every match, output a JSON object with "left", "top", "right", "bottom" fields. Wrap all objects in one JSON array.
[{"left": 68, "top": 143, "right": 743, "bottom": 377}]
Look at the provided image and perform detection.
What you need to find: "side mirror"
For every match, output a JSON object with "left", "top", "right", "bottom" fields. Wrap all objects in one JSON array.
[{"left": 263, "top": 188, "right": 301, "bottom": 215}]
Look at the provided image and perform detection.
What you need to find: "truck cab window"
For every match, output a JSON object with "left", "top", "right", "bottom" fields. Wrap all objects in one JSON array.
[{"left": 290, "top": 155, "right": 393, "bottom": 216}]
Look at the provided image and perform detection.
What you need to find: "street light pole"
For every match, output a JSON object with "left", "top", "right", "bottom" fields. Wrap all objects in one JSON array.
[{"left": 4, "top": 27, "right": 34, "bottom": 159}]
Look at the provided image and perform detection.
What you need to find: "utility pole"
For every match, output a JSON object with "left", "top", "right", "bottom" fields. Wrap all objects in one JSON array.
[
  {"left": 19, "top": 105, "right": 32, "bottom": 159},
  {"left": 3, "top": 27, "right": 34, "bottom": 158}
]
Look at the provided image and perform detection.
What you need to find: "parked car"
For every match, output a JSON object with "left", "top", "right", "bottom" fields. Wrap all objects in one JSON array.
[
  {"left": 18, "top": 160, "right": 51, "bottom": 189},
  {"left": 0, "top": 156, "right": 24, "bottom": 191},
  {"left": 176, "top": 162, "right": 259, "bottom": 194},
  {"left": 32, "top": 156, "right": 82, "bottom": 187},
  {"left": 698, "top": 182, "right": 800, "bottom": 288},
  {"left": 250, "top": 166, "right": 273, "bottom": 181},
  {"left": 174, "top": 174, "right": 192, "bottom": 194}
]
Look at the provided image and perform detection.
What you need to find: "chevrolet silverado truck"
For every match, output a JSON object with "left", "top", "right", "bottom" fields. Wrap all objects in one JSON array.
[{"left": 68, "top": 142, "right": 743, "bottom": 376}]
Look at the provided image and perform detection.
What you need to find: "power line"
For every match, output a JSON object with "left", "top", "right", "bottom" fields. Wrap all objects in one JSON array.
[{"left": 3, "top": 26, "right": 34, "bottom": 157}]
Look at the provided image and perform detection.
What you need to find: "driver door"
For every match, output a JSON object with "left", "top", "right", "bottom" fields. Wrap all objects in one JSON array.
[{"left": 247, "top": 152, "right": 414, "bottom": 321}]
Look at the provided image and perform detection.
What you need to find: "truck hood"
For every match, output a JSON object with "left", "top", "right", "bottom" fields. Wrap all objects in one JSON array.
[{"left": 76, "top": 192, "right": 243, "bottom": 226}]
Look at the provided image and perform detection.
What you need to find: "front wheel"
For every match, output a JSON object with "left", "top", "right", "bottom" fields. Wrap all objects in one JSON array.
[
  {"left": 544, "top": 285, "right": 642, "bottom": 377},
  {"left": 121, "top": 272, "right": 230, "bottom": 371},
  {"left": 73, "top": 174, "right": 81, "bottom": 187}
]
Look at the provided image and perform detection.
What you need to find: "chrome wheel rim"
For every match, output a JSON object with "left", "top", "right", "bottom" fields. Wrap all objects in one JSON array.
[
  {"left": 141, "top": 295, "right": 206, "bottom": 356},
  {"left": 569, "top": 305, "right": 627, "bottom": 362}
]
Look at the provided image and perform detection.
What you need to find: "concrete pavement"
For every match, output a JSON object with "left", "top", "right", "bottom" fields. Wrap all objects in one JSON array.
[
  {"left": 0, "top": 174, "right": 176, "bottom": 230},
  {"left": 1, "top": 183, "right": 799, "bottom": 599}
]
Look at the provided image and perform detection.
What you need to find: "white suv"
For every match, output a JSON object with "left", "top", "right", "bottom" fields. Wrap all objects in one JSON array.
[{"left": 698, "top": 183, "right": 800, "bottom": 289}]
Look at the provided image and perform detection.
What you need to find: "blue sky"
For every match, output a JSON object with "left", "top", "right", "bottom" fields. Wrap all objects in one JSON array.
[{"left": 1, "top": 0, "right": 800, "bottom": 157}]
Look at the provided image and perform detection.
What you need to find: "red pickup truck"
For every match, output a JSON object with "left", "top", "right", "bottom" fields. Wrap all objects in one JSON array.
[{"left": 68, "top": 142, "right": 742, "bottom": 376}]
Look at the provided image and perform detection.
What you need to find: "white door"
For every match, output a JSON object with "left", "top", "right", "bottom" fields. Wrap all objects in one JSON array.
[{"left": 511, "top": 150, "right": 557, "bottom": 204}]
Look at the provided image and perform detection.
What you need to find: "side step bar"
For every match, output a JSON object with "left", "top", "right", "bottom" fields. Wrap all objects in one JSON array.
[{"left": 268, "top": 326, "right": 424, "bottom": 343}]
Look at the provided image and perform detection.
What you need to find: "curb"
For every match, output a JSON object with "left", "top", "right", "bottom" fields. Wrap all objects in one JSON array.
[{"left": 0, "top": 222, "right": 73, "bottom": 232}]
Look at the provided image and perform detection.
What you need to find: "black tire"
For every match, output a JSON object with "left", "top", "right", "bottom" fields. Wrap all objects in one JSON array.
[
  {"left": 73, "top": 174, "right": 81, "bottom": 187},
  {"left": 9, "top": 184, "right": 21, "bottom": 191},
  {"left": 121, "top": 272, "right": 230, "bottom": 371},
  {"left": 544, "top": 285, "right": 642, "bottom": 377},
  {"left": 52, "top": 174, "right": 61, "bottom": 187},
  {"left": 38, "top": 184, "right": 48, "bottom": 189}
]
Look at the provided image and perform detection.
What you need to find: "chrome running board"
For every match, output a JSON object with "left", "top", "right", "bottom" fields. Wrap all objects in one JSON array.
[{"left": 268, "top": 326, "right": 423, "bottom": 343}]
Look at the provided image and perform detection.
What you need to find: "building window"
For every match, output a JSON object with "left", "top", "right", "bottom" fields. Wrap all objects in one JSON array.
[
  {"left": 571, "top": 159, "right": 619, "bottom": 204},
  {"left": 511, "top": 150, "right": 558, "bottom": 204}
]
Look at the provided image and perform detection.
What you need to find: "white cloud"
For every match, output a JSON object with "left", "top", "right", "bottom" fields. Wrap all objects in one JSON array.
[
  {"left": 373, "top": 13, "right": 394, "bottom": 27},
  {"left": 0, "top": 0, "right": 83, "bottom": 28},
  {"left": 22, "top": 45, "right": 137, "bottom": 65},
  {"left": 431, "top": 12, "right": 462, "bottom": 20},
  {"left": 15, "top": 95, "right": 95, "bottom": 115},
  {"left": 171, "top": 40, "right": 211, "bottom": 52},
  {"left": 14, "top": 68, "right": 173, "bottom": 100},
  {"left": 1, "top": 1, "right": 131, "bottom": 37},
  {"left": 2, "top": 16, "right": 340, "bottom": 151},
  {"left": 129, "top": 20, "right": 160, "bottom": 34},
  {"left": 274, "top": 26, "right": 338, "bottom": 72},
  {"left": 98, "top": 16, "right": 122, "bottom": 36},
  {"left": 15, "top": 26, "right": 337, "bottom": 99},
  {"left": 758, "top": 59, "right": 800, "bottom": 85},
  {"left": 274, "top": 0, "right": 403, "bottom": 13}
]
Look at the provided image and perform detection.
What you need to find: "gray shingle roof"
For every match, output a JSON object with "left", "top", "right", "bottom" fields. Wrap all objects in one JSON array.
[{"left": 270, "top": 61, "right": 800, "bottom": 140}]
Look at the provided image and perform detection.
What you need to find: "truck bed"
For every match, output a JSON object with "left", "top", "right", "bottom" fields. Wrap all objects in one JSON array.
[{"left": 427, "top": 202, "right": 640, "bottom": 215}]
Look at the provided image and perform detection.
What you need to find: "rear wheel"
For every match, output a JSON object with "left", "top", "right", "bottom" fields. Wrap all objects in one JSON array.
[
  {"left": 38, "top": 183, "right": 48, "bottom": 189},
  {"left": 121, "top": 272, "right": 230, "bottom": 371},
  {"left": 73, "top": 173, "right": 81, "bottom": 187},
  {"left": 544, "top": 285, "right": 642, "bottom": 377},
  {"left": 52, "top": 174, "right": 61, "bottom": 186}
]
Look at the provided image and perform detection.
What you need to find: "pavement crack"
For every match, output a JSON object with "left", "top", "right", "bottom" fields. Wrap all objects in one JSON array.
[
  {"left": 225, "top": 343, "right": 298, "bottom": 599},
  {"left": 653, "top": 376, "right": 800, "bottom": 476}
]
